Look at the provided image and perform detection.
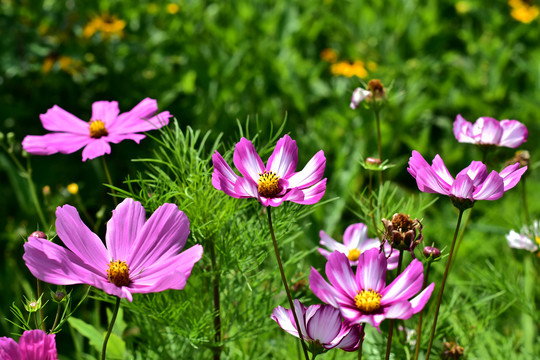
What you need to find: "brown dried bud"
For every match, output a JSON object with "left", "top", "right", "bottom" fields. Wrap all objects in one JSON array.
[
  {"left": 367, "top": 79, "right": 385, "bottom": 100},
  {"left": 442, "top": 341, "right": 465, "bottom": 359},
  {"left": 29, "top": 231, "right": 47, "bottom": 240},
  {"left": 504, "top": 150, "right": 530, "bottom": 168},
  {"left": 382, "top": 213, "right": 423, "bottom": 252}
]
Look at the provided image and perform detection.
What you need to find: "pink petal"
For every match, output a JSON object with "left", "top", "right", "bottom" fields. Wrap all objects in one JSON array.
[
  {"left": 108, "top": 98, "right": 171, "bottom": 133},
  {"left": 128, "top": 203, "right": 190, "bottom": 272},
  {"left": 23, "top": 237, "right": 106, "bottom": 286},
  {"left": 232, "top": 177, "right": 259, "bottom": 198},
  {"left": 22, "top": 133, "right": 91, "bottom": 156},
  {"left": 381, "top": 259, "right": 423, "bottom": 304},
  {"left": 212, "top": 151, "right": 239, "bottom": 190},
  {"left": 355, "top": 248, "right": 386, "bottom": 293},
  {"left": 381, "top": 300, "right": 413, "bottom": 320},
  {"left": 431, "top": 155, "right": 454, "bottom": 187},
  {"left": 81, "top": 139, "right": 111, "bottom": 161},
  {"left": 271, "top": 306, "right": 299, "bottom": 338},
  {"left": 40, "top": 105, "right": 89, "bottom": 134},
  {"left": 500, "top": 163, "right": 527, "bottom": 191},
  {"left": 290, "top": 178, "right": 326, "bottom": 205},
  {"left": 472, "top": 171, "right": 505, "bottom": 200},
  {"left": 287, "top": 150, "right": 326, "bottom": 189},
  {"left": 267, "top": 135, "right": 298, "bottom": 178},
  {"left": 473, "top": 117, "right": 502, "bottom": 145},
  {"left": 0, "top": 337, "right": 20, "bottom": 360},
  {"left": 414, "top": 167, "right": 452, "bottom": 195},
  {"left": 410, "top": 282, "right": 435, "bottom": 313},
  {"left": 326, "top": 252, "right": 358, "bottom": 297},
  {"left": 105, "top": 133, "right": 146, "bottom": 144},
  {"left": 232, "top": 138, "right": 265, "bottom": 182},
  {"left": 55, "top": 204, "right": 109, "bottom": 273},
  {"left": 332, "top": 325, "right": 361, "bottom": 351},
  {"left": 319, "top": 230, "right": 348, "bottom": 253},
  {"left": 306, "top": 305, "right": 342, "bottom": 344},
  {"left": 293, "top": 300, "right": 309, "bottom": 341},
  {"left": 309, "top": 267, "right": 340, "bottom": 308},
  {"left": 350, "top": 88, "right": 371, "bottom": 109},
  {"left": 450, "top": 173, "right": 474, "bottom": 200},
  {"left": 499, "top": 120, "right": 528, "bottom": 148},
  {"left": 18, "top": 330, "right": 57, "bottom": 360},
  {"left": 91, "top": 101, "right": 120, "bottom": 125},
  {"left": 453, "top": 114, "right": 474, "bottom": 144},
  {"left": 106, "top": 199, "right": 147, "bottom": 261},
  {"left": 455, "top": 161, "right": 488, "bottom": 187},
  {"left": 407, "top": 151, "right": 431, "bottom": 178},
  {"left": 343, "top": 223, "right": 369, "bottom": 249}
]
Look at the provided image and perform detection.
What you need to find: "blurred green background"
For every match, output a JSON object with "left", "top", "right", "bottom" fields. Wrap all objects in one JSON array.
[{"left": 1, "top": 0, "right": 539, "bottom": 359}]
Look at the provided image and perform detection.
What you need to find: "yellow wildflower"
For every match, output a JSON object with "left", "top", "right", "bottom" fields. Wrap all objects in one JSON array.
[
  {"left": 83, "top": 14, "right": 126, "bottom": 39},
  {"left": 331, "top": 60, "right": 368, "bottom": 78},
  {"left": 167, "top": 3, "right": 180, "bottom": 14},
  {"left": 509, "top": 0, "right": 539, "bottom": 23},
  {"left": 67, "top": 183, "right": 79, "bottom": 195},
  {"left": 320, "top": 48, "right": 338, "bottom": 63},
  {"left": 455, "top": 1, "right": 471, "bottom": 14}
]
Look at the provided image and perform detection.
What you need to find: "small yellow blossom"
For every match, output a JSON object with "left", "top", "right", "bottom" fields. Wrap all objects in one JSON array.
[
  {"left": 167, "top": 3, "right": 180, "bottom": 14},
  {"left": 67, "top": 183, "right": 79, "bottom": 195},
  {"left": 320, "top": 48, "right": 338, "bottom": 63},
  {"left": 42, "top": 185, "right": 51, "bottom": 196},
  {"left": 83, "top": 14, "right": 126, "bottom": 39},
  {"left": 455, "top": 1, "right": 471, "bottom": 14},
  {"left": 331, "top": 60, "right": 369, "bottom": 78},
  {"left": 42, "top": 55, "right": 82, "bottom": 75},
  {"left": 509, "top": 0, "right": 539, "bottom": 23}
]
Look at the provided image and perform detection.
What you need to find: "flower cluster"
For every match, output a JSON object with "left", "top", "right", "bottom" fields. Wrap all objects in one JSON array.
[{"left": 453, "top": 114, "right": 528, "bottom": 148}]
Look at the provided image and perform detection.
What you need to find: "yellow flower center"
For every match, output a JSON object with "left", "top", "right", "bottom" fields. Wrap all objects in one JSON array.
[
  {"left": 89, "top": 120, "right": 108, "bottom": 139},
  {"left": 347, "top": 248, "right": 361, "bottom": 261},
  {"left": 107, "top": 260, "right": 130, "bottom": 287},
  {"left": 535, "top": 236, "right": 540, "bottom": 246},
  {"left": 354, "top": 289, "right": 381, "bottom": 313},
  {"left": 258, "top": 171, "right": 280, "bottom": 198}
]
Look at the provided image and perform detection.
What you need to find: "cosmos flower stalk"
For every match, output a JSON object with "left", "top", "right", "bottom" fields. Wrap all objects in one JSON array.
[{"left": 22, "top": 98, "right": 171, "bottom": 161}]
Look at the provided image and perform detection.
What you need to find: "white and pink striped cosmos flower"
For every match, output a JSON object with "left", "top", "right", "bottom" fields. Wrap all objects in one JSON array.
[
  {"left": 309, "top": 249, "right": 434, "bottom": 329},
  {"left": 407, "top": 151, "right": 527, "bottom": 201},
  {"left": 318, "top": 223, "right": 399, "bottom": 270},
  {"left": 23, "top": 198, "right": 203, "bottom": 302},
  {"left": 0, "top": 330, "right": 57, "bottom": 360},
  {"left": 271, "top": 299, "right": 361, "bottom": 353},
  {"left": 453, "top": 114, "right": 528, "bottom": 148},
  {"left": 212, "top": 135, "right": 327, "bottom": 207},
  {"left": 22, "top": 98, "right": 171, "bottom": 161},
  {"left": 506, "top": 221, "right": 540, "bottom": 253}
]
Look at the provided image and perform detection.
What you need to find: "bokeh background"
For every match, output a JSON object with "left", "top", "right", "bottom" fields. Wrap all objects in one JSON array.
[{"left": 1, "top": 0, "right": 539, "bottom": 359}]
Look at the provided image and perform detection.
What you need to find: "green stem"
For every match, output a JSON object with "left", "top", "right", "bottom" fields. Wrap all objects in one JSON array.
[
  {"left": 101, "top": 157, "right": 118, "bottom": 206},
  {"left": 36, "top": 279, "right": 46, "bottom": 331},
  {"left": 450, "top": 208, "right": 472, "bottom": 269},
  {"left": 521, "top": 255, "right": 535, "bottom": 354},
  {"left": 50, "top": 303, "right": 62, "bottom": 333},
  {"left": 413, "top": 262, "right": 432, "bottom": 360},
  {"left": 385, "top": 251, "right": 403, "bottom": 360},
  {"left": 208, "top": 239, "right": 222, "bottom": 360},
  {"left": 25, "top": 157, "right": 47, "bottom": 230},
  {"left": 374, "top": 109, "right": 383, "bottom": 185},
  {"left": 521, "top": 177, "right": 530, "bottom": 225},
  {"left": 358, "top": 324, "right": 366, "bottom": 360},
  {"left": 267, "top": 207, "right": 310, "bottom": 360},
  {"left": 425, "top": 209, "right": 465, "bottom": 360},
  {"left": 101, "top": 297, "right": 121, "bottom": 360}
]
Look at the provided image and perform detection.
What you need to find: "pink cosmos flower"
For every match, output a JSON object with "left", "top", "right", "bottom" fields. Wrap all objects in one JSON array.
[
  {"left": 309, "top": 249, "right": 434, "bottom": 329},
  {"left": 318, "top": 223, "right": 399, "bottom": 270},
  {"left": 0, "top": 330, "right": 57, "bottom": 360},
  {"left": 23, "top": 198, "right": 203, "bottom": 302},
  {"left": 271, "top": 299, "right": 361, "bottom": 353},
  {"left": 22, "top": 98, "right": 171, "bottom": 161},
  {"left": 212, "top": 134, "right": 327, "bottom": 207},
  {"left": 407, "top": 151, "right": 527, "bottom": 201},
  {"left": 453, "top": 114, "right": 528, "bottom": 148}
]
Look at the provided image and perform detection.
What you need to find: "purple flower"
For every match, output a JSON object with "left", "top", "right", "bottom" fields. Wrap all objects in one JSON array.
[
  {"left": 309, "top": 249, "right": 434, "bottom": 329},
  {"left": 319, "top": 223, "right": 399, "bottom": 270},
  {"left": 407, "top": 151, "right": 527, "bottom": 201},
  {"left": 271, "top": 299, "right": 361, "bottom": 353},
  {"left": 0, "top": 330, "right": 57, "bottom": 360},
  {"left": 22, "top": 98, "right": 171, "bottom": 161},
  {"left": 212, "top": 134, "right": 327, "bottom": 207},
  {"left": 453, "top": 114, "right": 528, "bottom": 148},
  {"left": 23, "top": 198, "right": 203, "bottom": 302}
]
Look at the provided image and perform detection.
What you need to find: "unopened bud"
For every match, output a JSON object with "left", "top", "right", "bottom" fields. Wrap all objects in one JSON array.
[
  {"left": 423, "top": 246, "right": 441, "bottom": 260},
  {"left": 24, "top": 297, "right": 42, "bottom": 313},
  {"left": 367, "top": 79, "right": 385, "bottom": 100},
  {"left": 52, "top": 291, "right": 66, "bottom": 302},
  {"left": 29, "top": 231, "right": 47, "bottom": 240},
  {"left": 6, "top": 132, "right": 15, "bottom": 145},
  {"left": 366, "top": 157, "right": 382, "bottom": 165}
]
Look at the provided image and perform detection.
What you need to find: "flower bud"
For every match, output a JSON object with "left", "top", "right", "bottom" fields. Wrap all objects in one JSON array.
[
  {"left": 29, "top": 231, "right": 47, "bottom": 240},
  {"left": 6, "top": 132, "right": 15, "bottom": 146},
  {"left": 367, "top": 79, "right": 385, "bottom": 100},
  {"left": 52, "top": 291, "right": 66, "bottom": 303},
  {"left": 366, "top": 157, "right": 382, "bottom": 165},
  {"left": 423, "top": 246, "right": 441, "bottom": 260},
  {"left": 24, "top": 297, "right": 42, "bottom": 313},
  {"left": 382, "top": 213, "right": 423, "bottom": 252}
]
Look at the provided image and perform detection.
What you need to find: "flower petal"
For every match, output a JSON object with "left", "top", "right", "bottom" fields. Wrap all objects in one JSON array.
[
  {"left": 355, "top": 248, "right": 386, "bottom": 293},
  {"left": 271, "top": 306, "right": 299, "bottom": 338},
  {"left": 18, "top": 330, "right": 57, "bottom": 360},
  {"left": 381, "top": 259, "right": 423, "bottom": 304},
  {"left": 55, "top": 204, "right": 109, "bottom": 273},
  {"left": 287, "top": 150, "right": 326, "bottom": 189},
  {"left": 350, "top": 88, "right": 371, "bottom": 109},
  {"left": 91, "top": 101, "right": 120, "bottom": 125},
  {"left": 232, "top": 177, "right": 259, "bottom": 198},
  {"left": 40, "top": 105, "right": 89, "bottom": 134},
  {"left": 128, "top": 203, "right": 190, "bottom": 272},
  {"left": 106, "top": 199, "right": 147, "bottom": 261},
  {"left": 212, "top": 151, "right": 239, "bottom": 190},
  {"left": 0, "top": 336, "right": 19, "bottom": 360},
  {"left": 472, "top": 170, "right": 504, "bottom": 200},
  {"left": 455, "top": 161, "right": 488, "bottom": 187},
  {"left": 450, "top": 173, "right": 474, "bottom": 200},
  {"left": 473, "top": 117, "right": 503, "bottom": 145},
  {"left": 500, "top": 163, "right": 527, "bottom": 191},
  {"left": 108, "top": 98, "right": 171, "bottom": 133},
  {"left": 22, "top": 133, "right": 91, "bottom": 156},
  {"left": 232, "top": 138, "right": 265, "bottom": 182},
  {"left": 290, "top": 178, "right": 327, "bottom": 205},
  {"left": 326, "top": 252, "right": 358, "bottom": 297},
  {"left": 306, "top": 305, "right": 342, "bottom": 344},
  {"left": 319, "top": 230, "right": 348, "bottom": 253},
  {"left": 343, "top": 223, "right": 369, "bottom": 249},
  {"left": 81, "top": 139, "right": 111, "bottom": 161},
  {"left": 410, "top": 282, "right": 435, "bottom": 313},
  {"left": 499, "top": 120, "right": 528, "bottom": 148},
  {"left": 267, "top": 135, "right": 298, "bottom": 178},
  {"left": 453, "top": 114, "right": 474, "bottom": 144},
  {"left": 309, "top": 267, "right": 339, "bottom": 308},
  {"left": 380, "top": 300, "right": 413, "bottom": 320},
  {"left": 431, "top": 155, "right": 454, "bottom": 187},
  {"left": 332, "top": 325, "right": 361, "bottom": 351}
]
